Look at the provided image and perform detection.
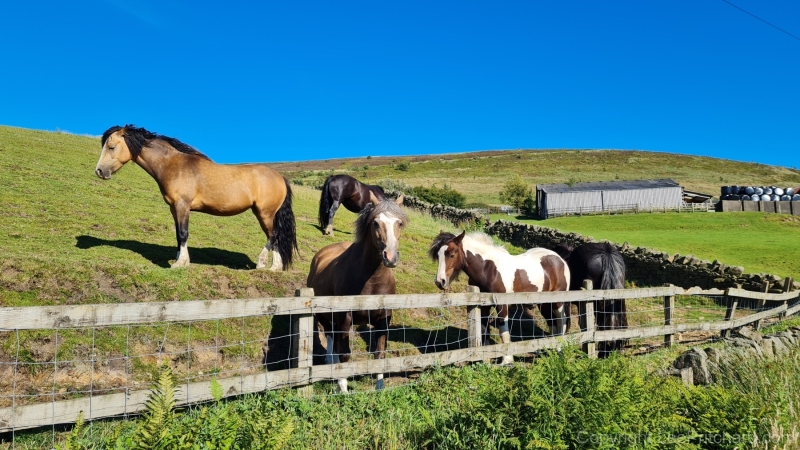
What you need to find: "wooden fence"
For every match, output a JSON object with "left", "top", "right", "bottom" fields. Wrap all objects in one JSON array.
[{"left": 0, "top": 283, "right": 798, "bottom": 433}]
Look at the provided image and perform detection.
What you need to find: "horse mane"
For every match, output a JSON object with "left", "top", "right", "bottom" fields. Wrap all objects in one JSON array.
[
  {"left": 428, "top": 231, "right": 456, "bottom": 260},
  {"left": 354, "top": 199, "right": 409, "bottom": 243},
  {"left": 101, "top": 124, "right": 211, "bottom": 161},
  {"left": 551, "top": 242, "right": 575, "bottom": 260}
]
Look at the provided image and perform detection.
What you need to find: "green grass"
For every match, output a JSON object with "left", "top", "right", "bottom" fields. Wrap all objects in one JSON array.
[
  {"left": 3, "top": 125, "right": 800, "bottom": 448},
  {"left": 275, "top": 148, "right": 800, "bottom": 206},
  {"left": 493, "top": 212, "right": 800, "bottom": 278},
  {"left": 15, "top": 344, "right": 800, "bottom": 450}
]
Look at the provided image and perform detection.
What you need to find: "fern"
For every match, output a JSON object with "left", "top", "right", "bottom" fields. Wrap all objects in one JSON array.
[
  {"left": 57, "top": 411, "right": 85, "bottom": 450},
  {"left": 131, "top": 362, "right": 179, "bottom": 450}
]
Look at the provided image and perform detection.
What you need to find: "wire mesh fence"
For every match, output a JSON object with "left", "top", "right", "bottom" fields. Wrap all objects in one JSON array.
[{"left": 0, "top": 285, "right": 798, "bottom": 445}]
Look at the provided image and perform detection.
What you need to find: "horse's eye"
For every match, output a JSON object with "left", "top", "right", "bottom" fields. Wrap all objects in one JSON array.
[{"left": 450, "top": 254, "right": 455, "bottom": 259}]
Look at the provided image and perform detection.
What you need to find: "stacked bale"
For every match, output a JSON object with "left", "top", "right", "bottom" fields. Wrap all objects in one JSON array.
[{"left": 720, "top": 185, "right": 799, "bottom": 202}]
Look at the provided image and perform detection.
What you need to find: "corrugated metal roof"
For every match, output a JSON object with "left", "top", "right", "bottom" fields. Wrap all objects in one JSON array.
[{"left": 537, "top": 178, "right": 680, "bottom": 194}]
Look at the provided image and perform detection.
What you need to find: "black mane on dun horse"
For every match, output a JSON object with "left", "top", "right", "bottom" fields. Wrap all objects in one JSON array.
[{"left": 95, "top": 125, "right": 297, "bottom": 270}]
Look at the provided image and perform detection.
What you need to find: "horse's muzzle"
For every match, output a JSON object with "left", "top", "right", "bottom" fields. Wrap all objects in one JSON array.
[
  {"left": 95, "top": 168, "right": 111, "bottom": 180},
  {"left": 382, "top": 250, "right": 399, "bottom": 268},
  {"left": 435, "top": 278, "right": 449, "bottom": 290}
]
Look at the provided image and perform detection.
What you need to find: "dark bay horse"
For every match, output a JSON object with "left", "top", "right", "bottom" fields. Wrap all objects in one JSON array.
[
  {"left": 95, "top": 125, "right": 297, "bottom": 270},
  {"left": 307, "top": 192, "right": 407, "bottom": 392},
  {"left": 429, "top": 231, "right": 570, "bottom": 364},
  {"left": 552, "top": 242, "right": 628, "bottom": 357},
  {"left": 318, "top": 174, "right": 387, "bottom": 236}
]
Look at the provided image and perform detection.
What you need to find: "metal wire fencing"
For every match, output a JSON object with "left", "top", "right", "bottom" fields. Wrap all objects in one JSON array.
[{"left": 1, "top": 285, "right": 798, "bottom": 445}]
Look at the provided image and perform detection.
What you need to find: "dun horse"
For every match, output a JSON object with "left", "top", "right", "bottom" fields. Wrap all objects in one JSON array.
[
  {"left": 95, "top": 125, "right": 297, "bottom": 270},
  {"left": 429, "top": 231, "right": 570, "bottom": 364},
  {"left": 552, "top": 242, "right": 628, "bottom": 357},
  {"left": 307, "top": 193, "right": 407, "bottom": 392},
  {"left": 318, "top": 174, "right": 387, "bottom": 236}
]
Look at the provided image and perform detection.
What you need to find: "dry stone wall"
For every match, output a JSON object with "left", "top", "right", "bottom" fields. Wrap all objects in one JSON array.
[{"left": 388, "top": 191, "right": 797, "bottom": 292}]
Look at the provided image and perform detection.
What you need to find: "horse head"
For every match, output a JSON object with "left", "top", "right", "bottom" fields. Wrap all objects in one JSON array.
[
  {"left": 95, "top": 125, "right": 135, "bottom": 180},
  {"left": 429, "top": 231, "right": 466, "bottom": 290},
  {"left": 361, "top": 192, "right": 407, "bottom": 268}
]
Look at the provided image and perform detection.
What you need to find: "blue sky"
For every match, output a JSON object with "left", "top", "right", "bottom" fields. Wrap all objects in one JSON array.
[{"left": 1, "top": 1, "right": 798, "bottom": 167}]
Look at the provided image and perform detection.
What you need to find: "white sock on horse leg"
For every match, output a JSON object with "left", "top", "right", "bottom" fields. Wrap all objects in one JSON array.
[
  {"left": 498, "top": 319, "right": 513, "bottom": 364},
  {"left": 269, "top": 251, "right": 283, "bottom": 271},
  {"left": 498, "top": 319, "right": 510, "bottom": 344},
  {"left": 338, "top": 378, "right": 348, "bottom": 393},
  {"left": 376, "top": 373, "right": 384, "bottom": 390},
  {"left": 256, "top": 247, "right": 269, "bottom": 269}
]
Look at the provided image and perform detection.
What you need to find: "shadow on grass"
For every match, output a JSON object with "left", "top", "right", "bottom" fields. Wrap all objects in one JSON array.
[{"left": 75, "top": 235, "right": 255, "bottom": 270}]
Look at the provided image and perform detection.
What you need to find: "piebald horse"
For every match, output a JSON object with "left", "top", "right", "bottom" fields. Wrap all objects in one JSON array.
[
  {"left": 95, "top": 125, "right": 297, "bottom": 270},
  {"left": 552, "top": 242, "right": 628, "bottom": 357},
  {"left": 429, "top": 231, "right": 570, "bottom": 364},
  {"left": 307, "top": 192, "right": 407, "bottom": 392},
  {"left": 318, "top": 174, "right": 387, "bottom": 236}
]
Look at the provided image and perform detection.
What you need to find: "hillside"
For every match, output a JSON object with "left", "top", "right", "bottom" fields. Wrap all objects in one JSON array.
[
  {"left": 271, "top": 149, "right": 800, "bottom": 206},
  {"left": 0, "top": 126, "right": 463, "bottom": 308}
]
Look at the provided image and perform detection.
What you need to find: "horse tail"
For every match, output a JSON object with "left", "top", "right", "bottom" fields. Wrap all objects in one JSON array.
[
  {"left": 274, "top": 177, "right": 298, "bottom": 269},
  {"left": 318, "top": 175, "right": 333, "bottom": 230},
  {"left": 597, "top": 244, "right": 628, "bottom": 356}
]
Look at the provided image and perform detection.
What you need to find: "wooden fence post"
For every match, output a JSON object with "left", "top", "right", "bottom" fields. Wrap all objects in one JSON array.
[
  {"left": 754, "top": 281, "right": 770, "bottom": 330},
  {"left": 578, "top": 280, "right": 596, "bottom": 358},
  {"left": 664, "top": 289, "right": 675, "bottom": 347},
  {"left": 721, "top": 288, "right": 738, "bottom": 338},
  {"left": 466, "top": 285, "right": 482, "bottom": 349},
  {"left": 779, "top": 277, "right": 794, "bottom": 320},
  {"left": 292, "top": 288, "right": 314, "bottom": 397}
]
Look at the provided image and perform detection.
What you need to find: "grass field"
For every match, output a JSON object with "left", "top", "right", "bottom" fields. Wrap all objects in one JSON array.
[
  {"left": 487, "top": 211, "right": 800, "bottom": 279},
  {"left": 273, "top": 148, "right": 800, "bottom": 206},
  {"left": 3, "top": 125, "right": 800, "bottom": 448}
]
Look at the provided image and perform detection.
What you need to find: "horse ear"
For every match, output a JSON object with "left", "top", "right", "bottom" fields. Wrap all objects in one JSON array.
[
  {"left": 395, "top": 193, "right": 404, "bottom": 205},
  {"left": 369, "top": 191, "right": 379, "bottom": 205},
  {"left": 454, "top": 231, "right": 466, "bottom": 243}
]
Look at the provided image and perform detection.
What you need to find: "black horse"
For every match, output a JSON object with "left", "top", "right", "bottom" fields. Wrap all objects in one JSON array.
[
  {"left": 552, "top": 242, "right": 628, "bottom": 357},
  {"left": 318, "top": 174, "right": 387, "bottom": 235}
]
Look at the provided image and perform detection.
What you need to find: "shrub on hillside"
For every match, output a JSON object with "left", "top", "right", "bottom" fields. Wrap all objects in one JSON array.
[{"left": 408, "top": 184, "right": 466, "bottom": 208}]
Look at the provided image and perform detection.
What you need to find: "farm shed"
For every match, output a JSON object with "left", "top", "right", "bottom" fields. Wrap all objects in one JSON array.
[{"left": 535, "top": 179, "right": 684, "bottom": 219}]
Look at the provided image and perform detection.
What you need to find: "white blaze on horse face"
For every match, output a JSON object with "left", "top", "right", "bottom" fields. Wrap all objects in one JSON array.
[
  {"left": 436, "top": 245, "right": 449, "bottom": 289},
  {"left": 377, "top": 212, "right": 402, "bottom": 267}
]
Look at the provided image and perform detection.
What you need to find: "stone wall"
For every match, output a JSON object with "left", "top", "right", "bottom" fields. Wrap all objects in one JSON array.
[
  {"left": 390, "top": 191, "right": 797, "bottom": 292},
  {"left": 670, "top": 326, "right": 800, "bottom": 385},
  {"left": 486, "top": 219, "right": 796, "bottom": 292}
]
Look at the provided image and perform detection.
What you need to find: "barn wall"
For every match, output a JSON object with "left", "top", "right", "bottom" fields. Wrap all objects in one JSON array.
[
  {"left": 540, "top": 186, "right": 683, "bottom": 218},
  {"left": 602, "top": 187, "right": 682, "bottom": 209}
]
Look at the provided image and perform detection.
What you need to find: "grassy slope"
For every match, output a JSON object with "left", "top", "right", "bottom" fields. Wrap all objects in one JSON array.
[
  {"left": 0, "top": 126, "right": 464, "bottom": 308},
  {"left": 273, "top": 149, "right": 800, "bottom": 206},
  {"left": 491, "top": 212, "right": 800, "bottom": 279}
]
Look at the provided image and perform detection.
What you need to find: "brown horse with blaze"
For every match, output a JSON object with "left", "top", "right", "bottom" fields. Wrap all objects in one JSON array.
[
  {"left": 95, "top": 125, "right": 297, "bottom": 270},
  {"left": 307, "top": 192, "right": 406, "bottom": 392}
]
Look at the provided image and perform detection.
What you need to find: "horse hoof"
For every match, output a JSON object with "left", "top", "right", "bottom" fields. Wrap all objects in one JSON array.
[
  {"left": 170, "top": 260, "right": 189, "bottom": 268},
  {"left": 256, "top": 262, "right": 266, "bottom": 269}
]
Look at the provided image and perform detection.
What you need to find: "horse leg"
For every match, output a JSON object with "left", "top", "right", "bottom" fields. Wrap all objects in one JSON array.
[
  {"left": 373, "top": 314, "right": 391, "bottom": 390},
  {"left": 334, "top": 312, "right": 352, "bottom": 393},
  {"left": 480, "top": 306, "right": 492, "bottom": 346},
  {"left": 325, "top": 200, "right": 340, "bottom": 236},
  {"left": 496, "top": 305, "right": 513, "bottom": 365},
  {"left": 170, "top": 203, "right": 191, "bottom": 268},
  {"left": 254, "top": 213, "right": 282, "bottom": 271}
]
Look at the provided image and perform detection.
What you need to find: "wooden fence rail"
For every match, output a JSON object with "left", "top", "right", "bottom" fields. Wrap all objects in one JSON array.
[{"left": 0, "top": 283, "right": 797, "bottom": 432}]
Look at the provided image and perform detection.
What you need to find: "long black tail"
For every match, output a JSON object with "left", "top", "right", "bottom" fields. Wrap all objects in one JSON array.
[
  {"left": 318, "top": 175, "right": 333, "bottom": 230},
  {"left": 597, "top": 245, "right": 628, "bottom": 356},
  {"left": 274, "top": 178, "right": 298, "bottom": 270}
]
